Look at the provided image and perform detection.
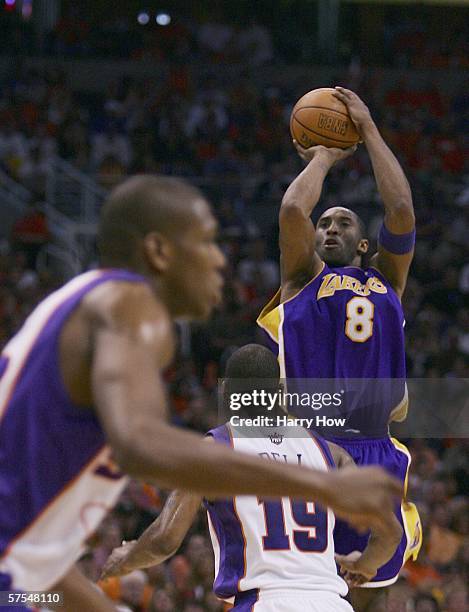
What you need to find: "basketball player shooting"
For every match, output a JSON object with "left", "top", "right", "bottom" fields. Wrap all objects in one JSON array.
[
  {"left": 257, "top": 88, "right": 422, "bottom": 612},
  {"left": 101, "top": 344, "right": 402, "bottom": 612},
  {"left": 0, "top": 175, "right": 401, "bottom": 611}
]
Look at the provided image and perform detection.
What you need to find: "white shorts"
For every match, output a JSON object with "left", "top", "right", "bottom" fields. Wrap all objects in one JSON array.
[{"left": 233, "top": 590, "right": 354, "bottom": 612}]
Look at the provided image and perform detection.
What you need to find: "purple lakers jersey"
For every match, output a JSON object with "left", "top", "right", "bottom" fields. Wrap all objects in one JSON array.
[
  {"left": 0, "top": 269, "right": 146, "bottom": 590},
  {"left": 257, "top": 263, "right": 407, "bottom": 436}
]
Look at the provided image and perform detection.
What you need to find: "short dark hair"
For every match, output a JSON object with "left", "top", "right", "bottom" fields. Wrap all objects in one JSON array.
[
  {"left": 354, "top": 213, "right": 366, "bottom": 239},
  {"left": 223, "top": 344, "right": 280, "bottom": 414},
  {"left": 97, "top": 174, "right": 205, "bottom": 268},
  {"left": 318, "top": 207, "right": 367, "bottom": 239},
  {"left": 224, "top": 344, "right": 280, "bottom": 379}
]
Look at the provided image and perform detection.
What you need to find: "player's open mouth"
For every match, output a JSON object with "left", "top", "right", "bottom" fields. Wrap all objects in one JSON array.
[{"left": 324, "top": 240, "right": 340, "bottom": 248}]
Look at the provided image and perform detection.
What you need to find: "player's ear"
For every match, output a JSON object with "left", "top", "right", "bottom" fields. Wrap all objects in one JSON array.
[
  {"left": 142, "top": 231, "right": 173, "bottom": 272},
  {"left": 357, "top": 238, "right": 369, "bottom": 255}
]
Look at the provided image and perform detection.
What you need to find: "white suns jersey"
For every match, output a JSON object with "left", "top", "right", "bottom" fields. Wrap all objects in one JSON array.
[
  {"left": 0, "top": 270, "right": 149, "bottom": 590},
  {"left": 205, "top": 424, "right": 348, "bottom": 601}
]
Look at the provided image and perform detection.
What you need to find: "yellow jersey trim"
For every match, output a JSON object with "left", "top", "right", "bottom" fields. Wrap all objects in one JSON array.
[
  {"left": 257, "top": 262, "right": 326, "bottom": 340},
  {"left": 390, "top": 436, "right": 411, "bottom": 497},
  {"left": 389, "top": 384, "right": 409, "bottom": 423}
]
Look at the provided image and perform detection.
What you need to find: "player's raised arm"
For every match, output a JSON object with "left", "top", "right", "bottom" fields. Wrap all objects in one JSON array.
[
  {"left": 333, "top": 87, "right": 415, "bottom": 298},
  {"left": 279, "top": 143, "right": 356, "bottom": 298}
]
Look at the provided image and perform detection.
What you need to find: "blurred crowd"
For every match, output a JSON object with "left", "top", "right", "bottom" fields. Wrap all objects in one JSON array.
[
  {"left": 1, "top": 4, "right": 468, "bottom": 69},
  {"left": 0, "top": 15, "right": 468, "bottom": 612}
]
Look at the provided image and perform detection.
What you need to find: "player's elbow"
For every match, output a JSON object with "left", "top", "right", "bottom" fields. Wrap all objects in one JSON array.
[
  {"left": 381, "top": 515, "right": 403, "bottom": 553},
  {"left": 391, "top": 517, "right": 404, "bottom": 546},
  {"left": 387, "top": 199, "right": 415, "bottom": 227},
  {"left": 110, "top": 429, "right": 192, "bottom": 488},
  {"left": 280, "top": 199, "right": 304, "bottom": 215},
  {"left": 279, "top": 201, "right": 308, "bottom": 225},
  {"left": 110, "top": 434, "right": 168, "bottom": 481},
  {"left": 110, "top": 444, "right": 144, "bottom": 477}
]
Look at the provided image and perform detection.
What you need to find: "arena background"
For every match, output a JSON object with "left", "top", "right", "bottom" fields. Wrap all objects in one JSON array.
[{"left": 0, "top": 1, "right": 467, "bottom": 610}]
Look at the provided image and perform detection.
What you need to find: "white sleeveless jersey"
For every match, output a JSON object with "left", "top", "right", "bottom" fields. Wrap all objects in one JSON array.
[
  {"left": 0, "top": 270, "right": 148, "bottom": 590},
  {"left": 205, "top": 424, "right": 348, "bottom": 601}
]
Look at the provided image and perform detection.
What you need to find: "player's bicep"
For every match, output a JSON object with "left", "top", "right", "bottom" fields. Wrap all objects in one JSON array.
[
  {"left": 90, "top": 287, "right": 173, "bottom": 457},
  {"left": 92, "top": 329, "right": 165, "bottom": 437},
  {"left": 279, "top": 204, "right": 322, "bottom": 286}
]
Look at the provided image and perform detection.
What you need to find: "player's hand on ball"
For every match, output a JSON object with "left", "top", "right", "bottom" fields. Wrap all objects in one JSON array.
[
  {"left": 332, "top": 87, "right": 373, "bottom": 137},
  {"left": 327, "top": 466, "right": 402, "bottom": 534},
  {"left": 293, "top": 140, "right": 357, "bottom": 166},
  {"left": 100, "top": 540, "right": 137, "bottom": 579},
  {"left": 335, "top": 551, "right": 377, "bottom": 587}
]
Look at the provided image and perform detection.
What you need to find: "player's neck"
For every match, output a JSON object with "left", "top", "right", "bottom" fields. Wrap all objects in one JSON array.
[{"left": 338, "top": 255, "right": 363, "bottom": 269}]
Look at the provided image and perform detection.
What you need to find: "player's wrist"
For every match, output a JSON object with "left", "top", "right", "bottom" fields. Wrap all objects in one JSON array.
[
  {"left": 312, "top": 150, "right": 337, "bottom": 170},
  {"left": 360, "top": 119, "right": 378, "bottom": 140}
]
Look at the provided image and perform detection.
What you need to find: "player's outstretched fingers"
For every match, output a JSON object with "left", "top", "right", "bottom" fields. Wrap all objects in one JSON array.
[
  {"left": 332, "top": 89, "right": 347, "bottom": 103},
  {"left": 334, "top": 86, "right": 354, "bottom": 97}
]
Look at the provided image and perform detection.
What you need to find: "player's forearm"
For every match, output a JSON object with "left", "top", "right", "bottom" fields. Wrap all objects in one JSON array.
[
  {"left": 118, "top": 529, "right": 175, "bottom": 571},
  {"left": 362, "top": 122, "right": 415, "bottom": 232},
  {"left": 124, "top": 490, "right": 200, "bottom": 570},
  {"left": 119, "top": 423, "right": 334, "bottom": 504},
  {"left": 281, "top": 155, "right": 331, "bottom": 219},
  {"left": 359, "top": 516, "right": 403, "bottom": 573}
]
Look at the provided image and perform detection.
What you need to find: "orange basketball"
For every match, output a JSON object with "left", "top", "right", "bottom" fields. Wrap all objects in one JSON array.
[{"left": 290, "top": 88, "right": 360, "bottom": 149}]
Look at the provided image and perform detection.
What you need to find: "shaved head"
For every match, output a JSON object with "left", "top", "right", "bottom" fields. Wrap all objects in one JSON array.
[
  {"left": 98, "top": 175, "right": 208, "bottom": 267},
  {"left": 223, "top": 344, "right": 280, "bottom": 415},
  {"left": 96, "top": 173, "right": 225, "bottom": 321},
  {"left": 225, "top": 344, "right": 280, "bottom": 380}
]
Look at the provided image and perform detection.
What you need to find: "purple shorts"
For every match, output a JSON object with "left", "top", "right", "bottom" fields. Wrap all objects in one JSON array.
[{"left": 329, "top": 436, "right": 422, "bottom": 587}]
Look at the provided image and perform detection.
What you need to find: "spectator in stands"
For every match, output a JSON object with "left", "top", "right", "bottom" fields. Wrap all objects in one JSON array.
[
  {"left": 10, "top": 202, "right": 50, "bottom": 270},
  {"left": 0, "top": 15, "right": 467, "bottom": 610},
  {"left": 91, "top": 123, "right": 132, "bottom": 170},
  {"left": 237, "top": 238, "right": 279, "bottom": 296},
  {"left": 413, "top": 593, "right": 441, "bottom": 612}
]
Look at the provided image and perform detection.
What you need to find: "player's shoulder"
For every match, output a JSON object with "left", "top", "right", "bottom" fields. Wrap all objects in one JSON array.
[{"left": 82, "top": 278, "right": 173, "bottom": 342}]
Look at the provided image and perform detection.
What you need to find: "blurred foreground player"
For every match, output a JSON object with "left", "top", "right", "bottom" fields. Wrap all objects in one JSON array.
[
  {"left": 101, "top": 345, "right": 402, "bottom": 611},
  {"left": 0, "top": 176, "right": 402, "bottom": 611},
  {"left": 258, "top": 88, "right": 422, "bottom": 611}
]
